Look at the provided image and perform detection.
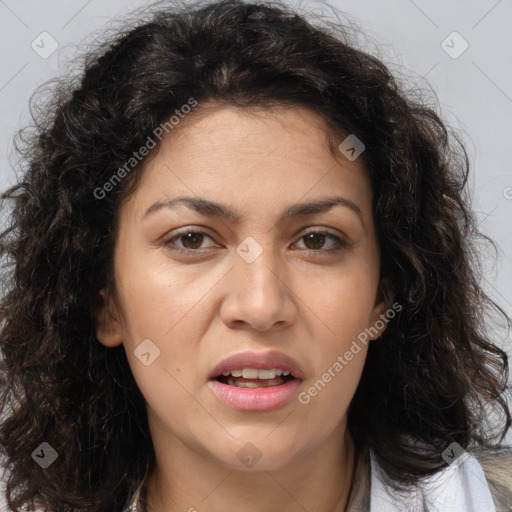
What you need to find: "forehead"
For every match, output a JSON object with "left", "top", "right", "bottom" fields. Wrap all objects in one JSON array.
[
  {"left": 156, "top": 102, "right": 352, "bottom": 168},
  {"left": 124, "top": 103, "right": 373, "bottom": 220}
]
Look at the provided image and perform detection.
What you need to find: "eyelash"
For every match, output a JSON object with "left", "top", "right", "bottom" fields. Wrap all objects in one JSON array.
[{"left": 162, "top": 228, "right": 348, "bottom": 256}]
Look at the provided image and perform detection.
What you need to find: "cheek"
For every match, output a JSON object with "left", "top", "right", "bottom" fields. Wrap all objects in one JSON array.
[
  {"left": 295, "top": 342, "right": 368, "bottom": 449},
  {"left": 114, "top": 247, "right": 210, "bottom": 342},
  {"left": 299, "top": 266, "right": 378, "bottom": 341},
  {"left": 113, "top": 256, "right": 210, "bottom": 400},
  {"left": 294, "top": 260, "right": 376, "bottom": 402},
  {"left": 120, "top": 271, "right": 203, "bottom": 424}
]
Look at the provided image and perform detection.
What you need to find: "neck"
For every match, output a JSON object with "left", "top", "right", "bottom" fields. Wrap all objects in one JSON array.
[{"left": 144, "top": 422, "right": 356, "bottom": 512}]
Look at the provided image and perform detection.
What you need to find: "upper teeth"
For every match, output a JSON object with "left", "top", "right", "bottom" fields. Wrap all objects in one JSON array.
[{"left": 221, "top": 368, "right": 291, "bottom": 379}]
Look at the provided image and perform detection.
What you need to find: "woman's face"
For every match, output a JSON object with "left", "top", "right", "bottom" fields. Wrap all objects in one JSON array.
[{"left": 95, "top": 103, "right": 388, "bottom": 471}]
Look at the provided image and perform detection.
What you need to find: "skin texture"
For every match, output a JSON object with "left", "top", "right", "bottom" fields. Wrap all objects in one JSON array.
[{"left": 94, "top": 103, "right": 390, "bottom": 512}]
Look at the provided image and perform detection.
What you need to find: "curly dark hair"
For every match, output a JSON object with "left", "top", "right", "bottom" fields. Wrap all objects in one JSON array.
[{"left": 0, "top": 0, "right": 510, "bottom": 510}]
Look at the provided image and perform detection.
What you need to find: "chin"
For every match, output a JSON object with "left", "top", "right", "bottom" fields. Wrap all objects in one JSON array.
[{"left": 207, "top": 436, "right": 309, "bottom": 472}]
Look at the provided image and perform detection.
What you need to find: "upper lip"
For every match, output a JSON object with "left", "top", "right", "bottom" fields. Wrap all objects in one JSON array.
[{"left": 209, "top": 350, "right": 305, "bottom": 380}]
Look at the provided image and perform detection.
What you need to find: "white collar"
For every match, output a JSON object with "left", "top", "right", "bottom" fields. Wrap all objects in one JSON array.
[{"left": 369, "top": 448, "right": 497, "bottom": 512}]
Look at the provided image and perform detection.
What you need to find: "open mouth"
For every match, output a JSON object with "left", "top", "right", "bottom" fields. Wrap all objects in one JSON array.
[
  {"left": 214, "top": 369, "right": 297, "bottom": 388},
  {"left": 208, "top": 361, "right": 303, "bottom": 411}
]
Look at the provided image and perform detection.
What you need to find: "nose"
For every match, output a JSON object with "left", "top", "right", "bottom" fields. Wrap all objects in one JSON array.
[{"left": 219, "top": 242, "right": 297, "bottom": 332}]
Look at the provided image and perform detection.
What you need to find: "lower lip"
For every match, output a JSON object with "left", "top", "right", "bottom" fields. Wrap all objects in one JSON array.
[{"left": 208, "top": 378, "right": 302, "bottom": 412}]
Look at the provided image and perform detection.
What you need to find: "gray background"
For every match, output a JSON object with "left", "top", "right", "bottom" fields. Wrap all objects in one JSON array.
[{"left": 0, "top": 0, "right": 511, "bottom": 502}]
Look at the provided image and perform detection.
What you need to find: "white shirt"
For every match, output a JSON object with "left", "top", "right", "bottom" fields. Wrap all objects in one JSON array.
[{"left": 369, "top": 448, "right": 497, "bottom": 512}]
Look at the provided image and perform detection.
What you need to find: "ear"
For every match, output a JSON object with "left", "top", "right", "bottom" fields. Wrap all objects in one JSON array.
[
  {"left": 368, "top": 278, "right": 394, "bottom": 340},
  {"left": 92, "top": 288, "right": 123, "bottom": 347}
]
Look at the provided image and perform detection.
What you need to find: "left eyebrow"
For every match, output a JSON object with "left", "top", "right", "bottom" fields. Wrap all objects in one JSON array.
[{"left": 142, "top": 195, "right": 364, "bottom": 226}]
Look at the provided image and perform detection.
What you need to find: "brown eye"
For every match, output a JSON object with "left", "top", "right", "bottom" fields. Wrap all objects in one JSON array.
[
  {"left": 164, "top": 230, "right": 217, "bottom": 252},
  {"left": 178, "top": 232, "right": 206, "bottom": 250},
  {"left": 163, "top": 228, "right": 347, "bottom": 256},
  {"left": 302, "top": 232, "right": 328, "bottom": 250},
  {"left": 295, "top": 230, "right": 347, "bottom": 254}
]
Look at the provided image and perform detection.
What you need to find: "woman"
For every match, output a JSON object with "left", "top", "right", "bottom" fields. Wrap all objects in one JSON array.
[{"left": 0, "top": 0, "right": 511, "bottom": 510}]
